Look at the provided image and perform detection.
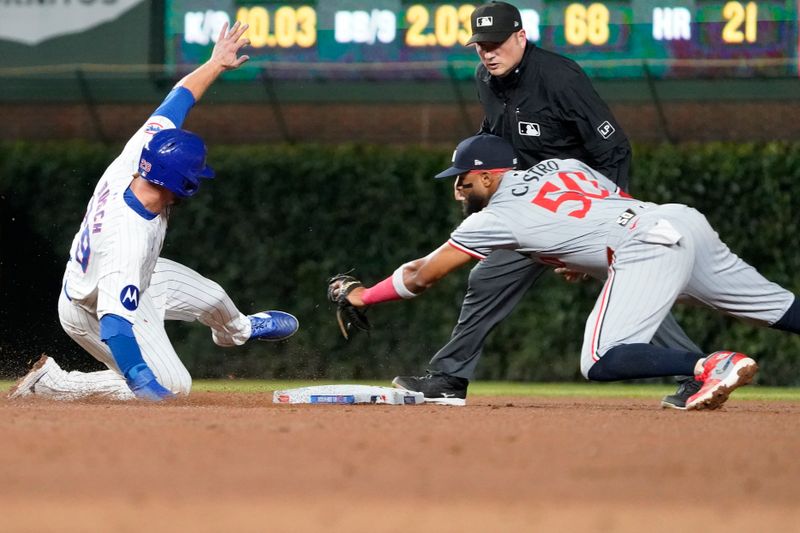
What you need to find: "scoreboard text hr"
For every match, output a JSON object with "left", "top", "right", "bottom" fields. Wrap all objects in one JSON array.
[{"left": 172, "top": 1, "right": 797, "bottom": 78}]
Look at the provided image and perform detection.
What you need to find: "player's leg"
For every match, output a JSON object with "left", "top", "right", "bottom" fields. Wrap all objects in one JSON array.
[
  {"left": 651, "top": 313, "right": 701, "bottom": 352},
  {"left": 50, "top": 288, "right": 192, "bottom": 397},
  {"left": 392, "top": 250, "right": 545, "bottom": 405},
  {"left": 22, "top": 290, "right": 136, "bottom": 400},
  {"left": 128, "top": 290, "right": 193, "bottom": 394},
  {"left": 651, "top": 313, "right": 703, "bottom": 409},
  {"left": 583, "top": 210, "right": 759, "bottom": 410},
  {"left": 149, "top": 257, "right": 297, "bottom": 346},
  {"left": 427, "top": 250, "right": 546, "bottom": 378},
  {"left": 580, "top": 231, "right": 701, "bottom": 381},
  {"left": 680, "top": 207, "right": 796, "bottom": 329},
  {"left": 666, "top": 206, "right": 766, "bottom": 410},
  {"left": 772, "top": 298, "right": 800, "bottom": 333}
]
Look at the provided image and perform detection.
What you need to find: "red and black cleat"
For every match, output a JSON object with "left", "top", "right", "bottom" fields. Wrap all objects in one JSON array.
[{"left": 686, "top": 351, "right": 758, "bottom": 411}]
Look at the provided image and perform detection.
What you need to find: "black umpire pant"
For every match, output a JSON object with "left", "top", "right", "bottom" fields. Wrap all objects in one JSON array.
[{"left": 427, "top": 249, "right": 703, "bottom": 379}]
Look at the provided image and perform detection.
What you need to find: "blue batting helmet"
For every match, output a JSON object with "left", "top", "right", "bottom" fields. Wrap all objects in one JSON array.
[{"left": 138, "top": 129, "right": 214, "bottom": 198}]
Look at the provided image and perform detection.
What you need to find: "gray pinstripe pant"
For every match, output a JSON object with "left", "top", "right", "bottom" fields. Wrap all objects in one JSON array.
[
  {"left": 580, "top": 204, "right": 794, "bottom": 377},
  {"left": 428, "top": 247, "right": 703, "bottom": 379}
]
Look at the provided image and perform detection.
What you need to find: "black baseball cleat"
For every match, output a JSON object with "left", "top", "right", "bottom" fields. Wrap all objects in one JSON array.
[
  {"left": 392, "top": 373, "right": 468, "bottom": 406},
  {"left": 661, "top": 377, "right": 702, "bottom": 410}
]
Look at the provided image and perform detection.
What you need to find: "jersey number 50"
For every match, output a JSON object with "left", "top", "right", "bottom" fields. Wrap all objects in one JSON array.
[{"left": 531, "top": 171, "right": 609, "bottom": 218}]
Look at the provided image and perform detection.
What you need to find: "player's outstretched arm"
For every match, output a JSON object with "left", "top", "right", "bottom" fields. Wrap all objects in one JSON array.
[
  {"left": 144, "top": 21, "right": 249, "bottom": 131},
  {"left": 345, "top": 243, "right": 473, "bottom": 307},
  {"left": 177, "top": 20, "right": 250, "bottom": 102},
  {"left": 326, "top": 244, "right": 472, "bottom": 339}
]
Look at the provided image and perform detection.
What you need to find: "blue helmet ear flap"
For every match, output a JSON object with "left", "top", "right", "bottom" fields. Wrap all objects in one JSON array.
[{"left": 139, "top": 129, "right": 212, "bottom": 198}]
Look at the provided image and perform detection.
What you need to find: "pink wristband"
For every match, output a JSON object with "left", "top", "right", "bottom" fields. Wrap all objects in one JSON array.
[{"left": 360, "top": 276, "right": 402, "bottom": 305}]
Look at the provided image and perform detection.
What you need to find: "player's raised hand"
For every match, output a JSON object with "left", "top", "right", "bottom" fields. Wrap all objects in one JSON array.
[
  {"left": 210, "top": 21, "right": 251, "bottom": 71},
  {"left": 175, "top": 20, "right": 250, "bottom": 100}
]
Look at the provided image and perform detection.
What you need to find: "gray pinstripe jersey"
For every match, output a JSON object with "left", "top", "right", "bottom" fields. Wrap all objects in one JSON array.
[{"left": 449, "top": 159, "right": 655, "bottom": 279}]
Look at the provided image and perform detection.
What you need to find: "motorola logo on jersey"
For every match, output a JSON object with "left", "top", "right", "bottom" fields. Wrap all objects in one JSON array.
[{"left": 120, "top": 285, "right": 140, "bottom": 311}]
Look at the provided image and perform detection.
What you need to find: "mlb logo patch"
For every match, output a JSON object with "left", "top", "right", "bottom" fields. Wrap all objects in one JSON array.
[
  {"left": 518, "top": 122, "right": 540, "bottom": 136},
  {"left": 476, "top": 16, "right": 493, "bottom": 27},
  {"left": 597, "top": 121, "right": 615, "bottom": 139}
]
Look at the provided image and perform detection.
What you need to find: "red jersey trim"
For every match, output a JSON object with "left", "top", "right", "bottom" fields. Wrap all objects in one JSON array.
[
  {"left": 591, "top": 265, "right": 616, "bottom": 361},
  {"left": 447, "top": 239, "right": 486, "bottom": 260}
]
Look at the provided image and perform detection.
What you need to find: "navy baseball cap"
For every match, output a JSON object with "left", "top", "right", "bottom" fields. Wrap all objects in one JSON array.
[
  {"left": 435, "top": 134, "right": 518, "bottom": 179},
  {"left": 466, "top": 2, "right": 523, "bottom": 45}
]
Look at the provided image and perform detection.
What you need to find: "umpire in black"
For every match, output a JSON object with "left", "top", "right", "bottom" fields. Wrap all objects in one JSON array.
[{"left": 393, "top": 1, "right": 702, "bottom": 408}]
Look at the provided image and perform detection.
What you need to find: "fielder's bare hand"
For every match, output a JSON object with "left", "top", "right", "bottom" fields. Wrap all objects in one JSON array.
[
  {"left": 554, "top": 267, "right": 589, "bottom": 283},
  {"left": 210, "top": 21, "right": 251, "bottom": 71}
]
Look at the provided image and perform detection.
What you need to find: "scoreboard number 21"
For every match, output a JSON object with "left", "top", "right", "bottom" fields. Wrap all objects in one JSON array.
[{"left": 722, "top": 1, "right": 758, "bottom": 43}]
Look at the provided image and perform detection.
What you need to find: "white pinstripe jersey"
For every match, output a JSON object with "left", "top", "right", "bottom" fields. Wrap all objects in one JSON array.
[
  {"left": 63, "top": 116, "right": 177, "bottom": 323},
  {"left": 449, "top": 158, "right": 656, "bottom": 278}
]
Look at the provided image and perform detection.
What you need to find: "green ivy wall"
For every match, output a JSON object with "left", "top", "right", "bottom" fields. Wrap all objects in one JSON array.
[{"left": 2, "top": 141, "right": 798, "bottom": 385}]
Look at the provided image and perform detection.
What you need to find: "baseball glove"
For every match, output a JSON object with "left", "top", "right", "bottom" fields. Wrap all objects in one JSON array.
[{"left": 327, "top": 274, "right": 371, "bottom": 340}]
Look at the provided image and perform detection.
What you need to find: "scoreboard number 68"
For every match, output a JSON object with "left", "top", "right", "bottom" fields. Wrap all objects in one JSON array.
[{"left": 564, "top": 3, "right": 611, "bottom": 46}]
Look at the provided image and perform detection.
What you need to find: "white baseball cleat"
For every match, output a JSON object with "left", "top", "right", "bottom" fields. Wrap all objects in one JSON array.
[
  {"left": 685, "top": 351, "right": 758, "bottom": 411},
  {"left": 8, "top": 355, "right": 52, "bottom": 399}
]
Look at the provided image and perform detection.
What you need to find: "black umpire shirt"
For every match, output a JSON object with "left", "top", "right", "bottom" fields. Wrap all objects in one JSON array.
[{"left": 477, "top": 43, "right": 632, "bottom": 190}]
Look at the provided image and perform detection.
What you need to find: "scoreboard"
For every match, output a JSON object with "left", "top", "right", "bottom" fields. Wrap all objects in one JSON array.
[{"left": 165, "top": 0, "right": 797, "bottom": 79}]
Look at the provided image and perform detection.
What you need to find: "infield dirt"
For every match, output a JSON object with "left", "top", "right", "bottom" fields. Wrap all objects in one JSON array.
[{"left": 2, "top": 393, "right": 798, "bottom": 533}]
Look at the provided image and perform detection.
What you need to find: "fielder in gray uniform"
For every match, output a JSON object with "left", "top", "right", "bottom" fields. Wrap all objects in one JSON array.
[
  {"left": 330, "top": 134, "right": 799, "bottom": 409},
  {"left": 397, "top": 0, "right": 703, "bottom": 409},
  {"left": 8, "top": 22, "right": 298, "bottom": 402}
]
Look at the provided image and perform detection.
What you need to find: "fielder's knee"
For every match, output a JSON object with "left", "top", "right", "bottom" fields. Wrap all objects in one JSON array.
[
  {"left": 580, "top": 351, "right": 598, "bottom": 381},
  {"left": 772, "top": 296, "right": 800, "bottom": 334}
]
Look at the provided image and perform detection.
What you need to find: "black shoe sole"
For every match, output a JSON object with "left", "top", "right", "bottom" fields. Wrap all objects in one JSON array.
[
  {"left": 660, "top": 398, "right": 687, "bottom": 410},
  {"left": 391, "top": 378, "right": 466, "bottom": 406}
]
